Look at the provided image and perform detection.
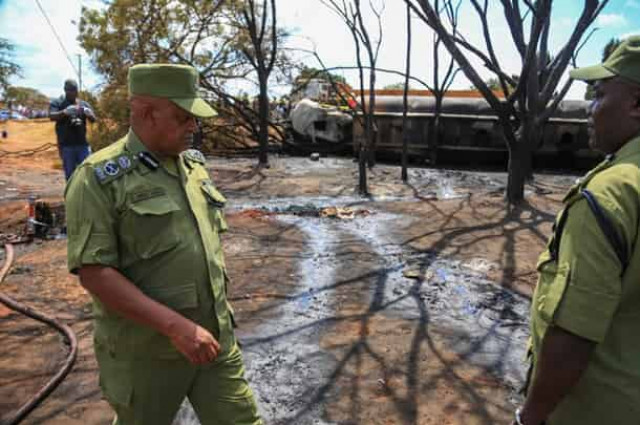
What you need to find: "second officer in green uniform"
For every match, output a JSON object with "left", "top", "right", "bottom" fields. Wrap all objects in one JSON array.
[
  {"left": 65, "top": 64, "right": 262, "bottom": 425},
  {"left": 515, "top": 36, "right": 640, "bottom": 425}
]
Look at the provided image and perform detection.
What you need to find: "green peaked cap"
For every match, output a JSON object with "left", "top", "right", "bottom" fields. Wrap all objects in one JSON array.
[
  {"left": 570, "top": 36, "right": 640, "bottom": 85},
  {"left": 128, "top": 64, "right": 217, "bottom": 118}
]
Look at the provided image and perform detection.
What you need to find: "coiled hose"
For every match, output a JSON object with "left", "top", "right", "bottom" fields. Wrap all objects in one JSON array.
[{"left": 0, "top": 244, "right": 78, "bottom": 425}]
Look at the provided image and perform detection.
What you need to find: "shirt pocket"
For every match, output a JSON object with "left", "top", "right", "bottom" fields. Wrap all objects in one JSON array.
[
  {"left": 533, "top": 252, "right": 571, "bottom": 325},
  {"left": 200, "top": 182, "right": 228, "bottom": 233},
  {"left": 122, "top": 194, "right": 181, "bottom": 260}
]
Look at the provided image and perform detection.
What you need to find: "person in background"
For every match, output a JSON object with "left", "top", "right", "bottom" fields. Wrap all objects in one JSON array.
[{"left": 49, "top": 79, "right": 96, "bottom": 180}]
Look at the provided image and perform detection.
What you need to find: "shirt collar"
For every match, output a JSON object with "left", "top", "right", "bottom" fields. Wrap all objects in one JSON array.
[
  {"left": 611, "top": 133, "right": 640, "bottom": 163},
  {"left": 124, "top": 129, "right": 179, "bottom": 177},
  {"left": 124, "top": 129, "right": 150, "bottom": 156}
]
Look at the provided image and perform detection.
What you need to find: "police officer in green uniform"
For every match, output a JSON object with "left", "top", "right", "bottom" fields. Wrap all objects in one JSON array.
[
  {"left": 514, "top": 37, "right": 640, "bottom": 425},
  {"left": 65, "top": 64, "right": 262, "bottom": 425}
]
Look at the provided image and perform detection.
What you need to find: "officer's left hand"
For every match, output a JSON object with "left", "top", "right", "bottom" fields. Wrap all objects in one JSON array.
[{"left": 168, "top": 319, "right": 221, "bottom": 365}]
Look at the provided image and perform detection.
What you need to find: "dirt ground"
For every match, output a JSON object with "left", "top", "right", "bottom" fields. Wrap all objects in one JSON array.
[{"left": 0, "top": 120, "right": 577, "bottom": 425}]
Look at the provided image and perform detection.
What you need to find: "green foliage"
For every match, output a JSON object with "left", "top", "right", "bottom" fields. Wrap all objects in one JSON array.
[
  {"left": 297, "top": 66, "right": 346, "bottom": 85},
  {"left": 0, "top": 38, "right": 21, "bottom": 93},
  {"left": 3, "top": 86, "right": 49, "bottom": 109},
  {"left": 383, "top": 82, "right": 413, "bottom": 90},
  {"left": 470, "top": 76, "right": 519, "bottom": 94},
  {"left": 78, "top": 0, "right": 290, "bottom": 153},
  {"left": 482, "top": 77, "right": 517, "bottom": 92},
  {"left": 86, "top": 86, "right": 130, "bottom": 151},
  {"left": 484, "top": 77, "right": 501, "bottom": 91},
  {"left": 79, "top": 0, "right": 242, "bottom": 150}
]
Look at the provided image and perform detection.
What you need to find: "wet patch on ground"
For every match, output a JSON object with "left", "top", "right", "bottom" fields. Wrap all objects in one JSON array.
[{"left": 193, "top": 200, "right": 532, "bottom": 425}]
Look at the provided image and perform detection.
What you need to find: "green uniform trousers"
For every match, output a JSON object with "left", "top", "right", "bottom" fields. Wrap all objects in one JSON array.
[{"left": 97, "top": 343, "right": 261, "bottom": 425}]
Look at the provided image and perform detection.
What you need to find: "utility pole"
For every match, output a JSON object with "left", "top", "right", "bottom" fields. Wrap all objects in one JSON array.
[{"left": 77, "top": 54, "right": 82, "bottom": 92}]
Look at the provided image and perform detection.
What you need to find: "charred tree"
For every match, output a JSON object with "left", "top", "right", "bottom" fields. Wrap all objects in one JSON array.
[
  {"left": 401, "top": 3, "right": 412, "bottom": 182},
  {"left": 407, "top": 0, "right": 609, "bottom": 203},
  {"left": 322, "top": 0, "right": 385, "bottom": 195},
  {"left": 427, "top": 0, "right": 460, "bottom": 165},
  {"left": 236, "top": 0, "right": 280, "bottom": 167}
]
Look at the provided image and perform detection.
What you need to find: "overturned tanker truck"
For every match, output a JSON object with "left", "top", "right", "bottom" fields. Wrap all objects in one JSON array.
[
  {"left": 287, "top": 98, "right": 353, "bottom": 154},
  {"left": 352, "top": 96, "right": 601, "bottom": 168}
]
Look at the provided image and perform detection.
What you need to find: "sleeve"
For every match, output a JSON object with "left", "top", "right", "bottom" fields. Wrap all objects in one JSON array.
[
  {"left": 552, "top": 197, "right": 625, "bottom": 342},
  {"left": 65, "top": 165, "right": 120, "bottom": 274},
  {"left": 81, "top": 100, "right": 94, "bottom": 112},
  {"left": 49, "top": 98, "right": 61, "bottom": 114}
]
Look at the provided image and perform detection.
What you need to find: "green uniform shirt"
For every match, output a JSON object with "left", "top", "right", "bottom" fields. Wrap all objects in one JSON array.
[
  {"left": 530, "top": 134, "right": 640, "bottom": 424},
  {"left": 65, "top": 130, "right": 235, "bottom": 360}
]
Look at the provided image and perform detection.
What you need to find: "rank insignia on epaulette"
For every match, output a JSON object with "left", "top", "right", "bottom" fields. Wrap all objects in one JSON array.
[
  {"left": 138, "top": 151, "right": 159, "bottom": 170},
  {"left": 184, "top": 149, "right": 206, "bottom": 164}
]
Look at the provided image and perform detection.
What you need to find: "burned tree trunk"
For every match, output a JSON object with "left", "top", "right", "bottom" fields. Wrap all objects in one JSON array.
[
  {"left": 257, "top": 73, "right": 270, "bottom": 166},
  {"left": 366, "top": 71, "right": 377, "bottom": 169},
  {"left": 506, "top": 117, "right": 540, "bottom": 203},
  {"left": 237, "top": 0, "right": 279, "bottom": 168},
  {"left": 429, "top": 94, "right": 445, "bottom": 165},
  {"left": 401, "top": 2, "right": 412, "bottom": 182},
  {"left": 356, "top": 30, "right": 369, "bottom": 195},
  {"left": 506, "top": 141, "right": 528, "bottom": 204}
]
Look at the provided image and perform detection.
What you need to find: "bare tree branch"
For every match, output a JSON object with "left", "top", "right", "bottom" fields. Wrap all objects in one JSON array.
[
  {"left": 500, "top": 0, "right": 526, "bottom": 57},
  {"left": 540, "top": 0, "right": 608, "bottom": 103}
]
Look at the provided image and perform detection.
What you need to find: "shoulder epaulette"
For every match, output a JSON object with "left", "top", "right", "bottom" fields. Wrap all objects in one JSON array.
[
  {"left": 182, "top": 149, "right": 206, "bottom": 165},
  {"left": 93, "top": 154, "right": 137, "bottom": 184}
]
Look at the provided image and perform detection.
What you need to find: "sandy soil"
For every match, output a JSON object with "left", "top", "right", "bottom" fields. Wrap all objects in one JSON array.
[{"left": 0, "top": 120, "right": 578, "bottom": 425}]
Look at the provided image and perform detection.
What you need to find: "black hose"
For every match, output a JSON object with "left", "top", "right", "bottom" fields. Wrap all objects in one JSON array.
[
  {"left": 0, "top": 143, "right": 56, "bottom": 157},
  {"left": 0, "top": 244, "right": 78, "bottom": 425}
]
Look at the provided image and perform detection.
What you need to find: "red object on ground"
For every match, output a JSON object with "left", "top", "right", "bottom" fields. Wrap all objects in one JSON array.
[{"left": 25, "top": 196, "right": 36, "bottom": 237}]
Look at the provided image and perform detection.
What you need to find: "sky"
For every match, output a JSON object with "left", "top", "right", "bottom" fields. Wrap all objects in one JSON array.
[{"left": 1, "top": 0, "right": 640, "bottom": 100}]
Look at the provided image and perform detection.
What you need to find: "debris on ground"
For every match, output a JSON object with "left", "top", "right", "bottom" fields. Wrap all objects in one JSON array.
[
  {"left": 319, "top": 206, "right": 370, "bottom": 219},
  {"left": 402, "top": 267, "right": 436, "bottom": 281},
  {"left": 402, "top": 268, "right": 423, "bottom": 279},
  {"left": 235, "top": 204, "right": 371, "bottom": 220}
]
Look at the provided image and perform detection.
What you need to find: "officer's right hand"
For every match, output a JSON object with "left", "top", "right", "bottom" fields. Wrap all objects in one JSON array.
[{"left": 168, "top": 319, "right": 221, "bottom": 365}]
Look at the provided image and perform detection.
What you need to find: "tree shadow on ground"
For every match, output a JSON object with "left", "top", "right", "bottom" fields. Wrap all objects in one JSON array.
[{"left": 238, "top": 182, "right": 561, "bottom": 425}]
